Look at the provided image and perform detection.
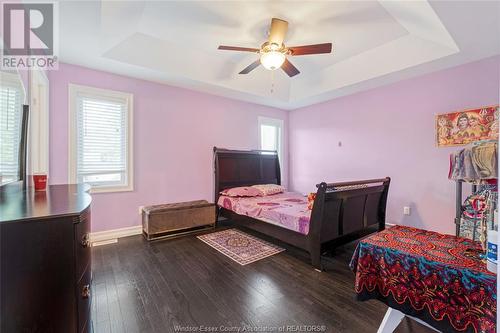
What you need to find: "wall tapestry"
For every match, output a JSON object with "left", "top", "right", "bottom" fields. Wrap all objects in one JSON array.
[{"left": 436, "top": 105, "right": 499, "bottom": 147}]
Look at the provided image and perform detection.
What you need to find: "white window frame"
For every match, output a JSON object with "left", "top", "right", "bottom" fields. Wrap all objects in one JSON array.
[
  {"left": 258, "top": 116, "right": 284, "bottom": 165},
  {"left": 68, "top": 84, "right": 134, "bottom": 193},
  {"left": 29, "top": 68, "right": 50, "bottom": 176}
]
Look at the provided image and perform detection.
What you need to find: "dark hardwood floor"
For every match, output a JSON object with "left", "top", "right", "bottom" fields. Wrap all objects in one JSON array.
[{"left": 91, "top": 228, "right": 434, "bottom": 333}]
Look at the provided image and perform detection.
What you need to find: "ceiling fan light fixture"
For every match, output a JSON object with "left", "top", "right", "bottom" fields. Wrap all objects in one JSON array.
[
  {"left": 218, "top": 18, "right": 332, "bottom": 77},
  {"left": 260, "top": 51, "right": 286, "bottom": 70}
]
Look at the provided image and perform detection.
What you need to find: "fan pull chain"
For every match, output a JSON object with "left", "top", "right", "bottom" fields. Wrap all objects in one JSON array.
[{"left": 270, "top": 70, "right": 275, "bottom": 94}]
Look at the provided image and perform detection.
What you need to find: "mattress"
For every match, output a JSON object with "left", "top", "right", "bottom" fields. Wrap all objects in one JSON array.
[{"left": 217, "top": 192, "right": 311, "bottom": 235}]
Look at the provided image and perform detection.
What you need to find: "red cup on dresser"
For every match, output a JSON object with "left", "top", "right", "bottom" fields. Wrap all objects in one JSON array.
[{"left": 33, "top": 174, "right": 48, "bottom": 191}]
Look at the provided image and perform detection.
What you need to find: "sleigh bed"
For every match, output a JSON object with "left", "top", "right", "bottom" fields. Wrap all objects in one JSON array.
[{"left": 213, "top": 147, "right": 391, "bottom": 270}]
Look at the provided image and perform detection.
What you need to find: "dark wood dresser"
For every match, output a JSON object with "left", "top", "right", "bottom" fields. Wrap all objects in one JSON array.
[{"left": 0, "top": 183, "right": 92, "bottom": 333}]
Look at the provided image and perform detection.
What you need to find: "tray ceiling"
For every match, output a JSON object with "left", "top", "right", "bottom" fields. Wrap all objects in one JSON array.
[{"left": 58, "top": 1, "right": 500, "bottom": 109}]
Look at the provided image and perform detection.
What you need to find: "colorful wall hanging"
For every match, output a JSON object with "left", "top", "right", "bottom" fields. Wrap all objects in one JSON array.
[{"left": 436, "top": 105, "right": 499, "bottom": 147}]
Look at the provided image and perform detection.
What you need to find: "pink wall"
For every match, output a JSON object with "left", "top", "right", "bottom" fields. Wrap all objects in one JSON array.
[
  {"left": 48, "top": 63, "right": 288, "bottom": 232},
  {"left": 49, "top": 57, "right": 499, "bottom": 234},
  {"left": 289, "top": 56, "right": 500, "bottom": 235}
]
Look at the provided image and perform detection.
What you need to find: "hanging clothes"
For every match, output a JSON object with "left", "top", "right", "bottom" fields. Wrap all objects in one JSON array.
[
  {"left": 449, "top": 140, "right": 497, "bottom": 182},
  {"left": 460, "top": 184, "right": 497, "bottom": 242},
  {"left": 472, "top": 141, "right": 497, "bottom": 178}
]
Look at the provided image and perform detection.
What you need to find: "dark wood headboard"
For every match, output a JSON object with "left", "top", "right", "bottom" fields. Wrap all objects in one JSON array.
[{"left": 213, "top": 147, "right": 281, "bottom": 202}]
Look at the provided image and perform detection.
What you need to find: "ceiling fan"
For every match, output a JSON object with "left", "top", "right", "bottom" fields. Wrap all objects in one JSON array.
[{"left": 218, "top": 18, "right": 332, "bottom": 77}]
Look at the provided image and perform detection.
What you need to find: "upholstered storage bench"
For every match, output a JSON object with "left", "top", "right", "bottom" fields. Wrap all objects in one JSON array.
[{"left": 142, "top": 200, "right": 216, "bottom": 240}]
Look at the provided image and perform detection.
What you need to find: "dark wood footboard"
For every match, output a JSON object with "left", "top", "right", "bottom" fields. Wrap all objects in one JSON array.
[{"left": 307, "top": 178, "right": 391, "bottom": 270}]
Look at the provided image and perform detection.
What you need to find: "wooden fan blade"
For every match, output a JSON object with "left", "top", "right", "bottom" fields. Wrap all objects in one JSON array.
[
  {"left": 289, "top": 43, "right": 332, "bottom": 56},
  {"left": 218, "top": 45, "right": 260, "bottom": 53},
  {"left": 268, "top": 18, "right": 288, "bottom": 46},
  {"left": 281, "top": 58, "right": 300, "bottom": 77},
  {"left": 239, "top": 60, "right": 261, "bottom": 74}
]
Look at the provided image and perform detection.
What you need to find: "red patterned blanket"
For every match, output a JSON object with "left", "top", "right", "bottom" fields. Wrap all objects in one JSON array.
[{"left": 350, "top": 225, "right": 496, "bottom": 333}]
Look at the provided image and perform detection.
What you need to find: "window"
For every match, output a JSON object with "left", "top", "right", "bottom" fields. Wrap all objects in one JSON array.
[
  {"left": 29, "top": 69, "right": 50, "bottom": 176},
  {"left": 0, "top": 72, "right": 25, "bottom": 185},
  {"left": 69, "top": 84, "right": 133, "bottom": 193},
  {"left": 258, "top": 116, "right": 284, "bottom": 164}
]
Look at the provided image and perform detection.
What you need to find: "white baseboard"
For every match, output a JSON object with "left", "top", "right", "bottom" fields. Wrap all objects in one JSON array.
[
  {"left": 90, "top": 222, "right": 395, "bottom": 247},
  {"left": 90, "top": 225, "right": 142, "bottom": 247}
]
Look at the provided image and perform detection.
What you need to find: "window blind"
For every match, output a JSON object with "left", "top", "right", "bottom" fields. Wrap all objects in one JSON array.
[
  {"left": 0, "top": 83, "right": 23, "bottom": 185},
  {"left": 76, "top": 94, "right": 128, "bottom": 187}
]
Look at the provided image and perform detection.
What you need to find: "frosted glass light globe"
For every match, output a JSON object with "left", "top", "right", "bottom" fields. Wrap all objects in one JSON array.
[{"left": 260, "top": 51, "right": 286, "bottom": 70}]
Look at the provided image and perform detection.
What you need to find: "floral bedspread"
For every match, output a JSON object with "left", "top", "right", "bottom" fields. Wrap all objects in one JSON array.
[
  {"left": 350, "top": 225, "right": 496, "bottom": 333},
  {"left": 217, "top": 192, "right": 311, "bottom": 235}
]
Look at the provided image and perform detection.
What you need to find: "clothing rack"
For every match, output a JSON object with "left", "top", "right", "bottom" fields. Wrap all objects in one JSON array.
[
  {"left": 454, "top": 181, "right": 478, "bottom": 236},
  {"left": 451, "top": 140, "right": 497, "bottom": 238}
]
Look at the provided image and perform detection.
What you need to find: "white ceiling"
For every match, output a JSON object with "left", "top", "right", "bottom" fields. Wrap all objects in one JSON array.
[{"left": 57, "top": 0, "right": 500, "bottom": 110}]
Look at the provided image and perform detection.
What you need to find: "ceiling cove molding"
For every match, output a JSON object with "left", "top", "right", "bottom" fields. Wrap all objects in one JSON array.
[{"left": 290, "top": 0, "right": 460, "bottom": 103}]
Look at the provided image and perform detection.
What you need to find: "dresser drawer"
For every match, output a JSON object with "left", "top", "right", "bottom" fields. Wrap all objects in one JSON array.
[
  {"left": 75, "top": 208, "right": 91, "bottom": 282},
  {"left": 77, "top": 266, "right": 92, "bottom": 333}
]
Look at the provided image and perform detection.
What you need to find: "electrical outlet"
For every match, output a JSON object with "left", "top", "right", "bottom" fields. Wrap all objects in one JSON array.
[
  {"left": 403, "top": 206, "right": 411, "bottom": 216},
  {"left": 138, "top": 206, "right": 144, "bottom": 215}
]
